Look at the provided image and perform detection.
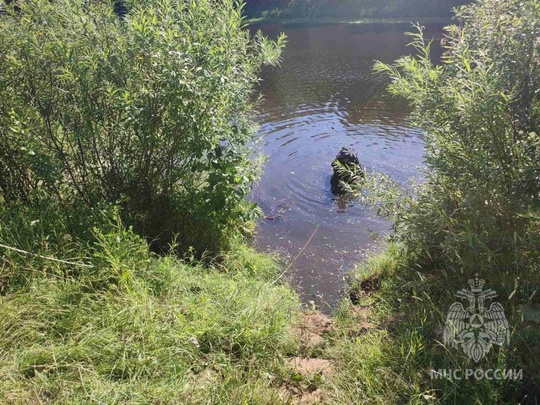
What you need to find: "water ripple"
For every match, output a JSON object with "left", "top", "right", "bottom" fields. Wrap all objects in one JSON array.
[{"left": 249, "top": 23, "right": 441, "bottom": 311}]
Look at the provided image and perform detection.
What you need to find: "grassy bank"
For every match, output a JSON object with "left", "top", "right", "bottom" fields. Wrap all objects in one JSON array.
[
  {"left": 326, "top": 244, "right": 540, "bottom": 403},
  {"left": 0, "top": 220, "right": 302, "bottom": 403},
  {"left": 2, "top": 0, "right": 540, "bottom": 403},
  {"left": 3, "top": 231, "right": 539, "bottom": 403},
  {"left": 0, "top": 2, "right": 302, "bottom": 402}
]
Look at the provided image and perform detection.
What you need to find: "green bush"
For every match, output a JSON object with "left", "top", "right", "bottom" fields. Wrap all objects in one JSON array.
[
  {"left": 0, "top": 0, "right": 285, "bottom": 254},
  {"left": 325, "top": 2, "right": 540, "bottom": 402},
  {"left": 375, "top": 0, "right": 540, "bottom": 276}
]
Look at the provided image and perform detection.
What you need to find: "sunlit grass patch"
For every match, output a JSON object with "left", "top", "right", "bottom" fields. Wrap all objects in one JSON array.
[
  {"left": 0, "top": 228, "right": 300, "bottom": 403},
  {"left": 323, "top": 243, "right": 540, "bottom": 404}
]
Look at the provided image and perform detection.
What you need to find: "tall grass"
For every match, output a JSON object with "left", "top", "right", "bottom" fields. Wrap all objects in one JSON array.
[
  {"left": 326, "top": 244, "right": 540, "bottom": 404},
  {"left": 0, "top": 212, "right": 300, "bottom": 403}
]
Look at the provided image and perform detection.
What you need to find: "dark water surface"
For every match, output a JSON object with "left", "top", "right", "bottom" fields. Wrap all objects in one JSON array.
[{"left": 250, "top": 23, "right": 442, "bottom": 312}]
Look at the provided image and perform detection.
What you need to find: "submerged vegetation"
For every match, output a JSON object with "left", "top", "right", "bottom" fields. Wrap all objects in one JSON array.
[{"left": 0, "top": 0, "right": 539, "bottom": 403}]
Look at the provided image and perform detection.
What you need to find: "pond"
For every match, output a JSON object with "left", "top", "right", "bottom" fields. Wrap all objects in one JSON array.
[{"left": 250, "top": 22, "right": 443, "bottom": 312}]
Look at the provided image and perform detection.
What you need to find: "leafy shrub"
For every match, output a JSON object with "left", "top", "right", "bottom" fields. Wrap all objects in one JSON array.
[
  {"left": 329, "top": 3, "right": 540, "bottom": 402},
  {"left": 375, "top": 0, "right": 540, "bottom": 276},
  {"left": 0, "top": 0, "right": 285, "bottom": 254}
]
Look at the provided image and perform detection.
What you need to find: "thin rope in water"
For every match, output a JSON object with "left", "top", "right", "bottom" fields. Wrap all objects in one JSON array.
[{"left": 273, "top": 224, "right": 320, "bottom": 284}]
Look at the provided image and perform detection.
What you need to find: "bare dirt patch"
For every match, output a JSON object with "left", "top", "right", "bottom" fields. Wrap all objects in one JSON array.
[
  {"left": 282, "top": 358, "right": 332, "bottom": 405},
  {"left": 351, "top": 305, "right": 376, "bottom": 326},
  {"left": 279, "top": 387, "right": 326, "bottom": 405},
  {"left": 287, "top": 357, "right": 333, "bottom": 378},
  {"left": 290, "top": 311, "right": 334, "bottom": 350}
]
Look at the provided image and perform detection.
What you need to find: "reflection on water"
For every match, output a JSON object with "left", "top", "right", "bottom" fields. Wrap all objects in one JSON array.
[{"left": 250, "top": 23, "right": 442, "bottom": 312}]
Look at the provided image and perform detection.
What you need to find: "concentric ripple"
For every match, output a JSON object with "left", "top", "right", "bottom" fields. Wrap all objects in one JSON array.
[{"left": 250, "top": 23, "right": 443, "bottom": 312}]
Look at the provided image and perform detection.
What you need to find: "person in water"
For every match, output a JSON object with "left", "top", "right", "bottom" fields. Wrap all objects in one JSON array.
[{"left": 330, "top": 147, "right": 365, "bottom": 195}]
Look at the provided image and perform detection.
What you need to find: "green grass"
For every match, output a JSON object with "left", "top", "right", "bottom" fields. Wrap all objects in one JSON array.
[
  {"left": 0, "top": 225, "right": 301, "bottom": 404},
  {"left": 0, "top": 187, "right": 537, "bottom": 404},
  {"left": 319, "top": 243, "right": 540, "bottom": 404},
  {"left": 2, "top": 213, "right": 538, "bottom": 403}
]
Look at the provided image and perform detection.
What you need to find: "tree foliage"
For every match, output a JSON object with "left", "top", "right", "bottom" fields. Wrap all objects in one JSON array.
[
  {"left": 375, "top": 0, "right": 540, "bottom": 274},
  {"left": 0, "top": 0, "right": 285, "bottom": 254}
]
